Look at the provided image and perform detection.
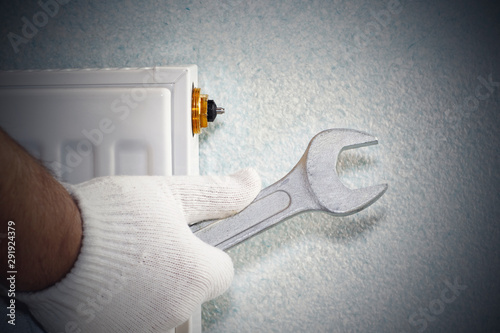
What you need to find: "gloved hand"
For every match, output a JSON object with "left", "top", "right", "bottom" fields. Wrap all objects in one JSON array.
[{"left": 17, "top": 168, "right": 261, "bottom": 333}]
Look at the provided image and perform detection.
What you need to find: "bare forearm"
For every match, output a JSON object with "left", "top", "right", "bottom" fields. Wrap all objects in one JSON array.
[{"left": 0, "top": 128, "right": 82, "bottom": 291}]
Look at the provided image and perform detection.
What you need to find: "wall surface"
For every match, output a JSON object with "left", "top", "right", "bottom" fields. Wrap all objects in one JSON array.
[{"left": 1, "top": 0, "right": 499, "bottom": 332}]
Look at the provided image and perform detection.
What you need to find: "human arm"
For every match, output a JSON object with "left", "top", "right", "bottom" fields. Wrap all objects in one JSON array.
[{"left": 0, "top": 128, "right": 82, "bottom": 291}]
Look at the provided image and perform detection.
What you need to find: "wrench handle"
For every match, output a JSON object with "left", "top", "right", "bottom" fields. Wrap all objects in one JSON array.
[
  {"left": 192, "top": 161, "right": 318, "bottom": 250},
  {"left": 192, "top": 190, "right": 291, "bottom": 250}
]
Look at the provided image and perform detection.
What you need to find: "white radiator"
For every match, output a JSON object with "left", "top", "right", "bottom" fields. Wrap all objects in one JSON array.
[{"left": 0, "top": 65, "right": 204, "bottom": 333}]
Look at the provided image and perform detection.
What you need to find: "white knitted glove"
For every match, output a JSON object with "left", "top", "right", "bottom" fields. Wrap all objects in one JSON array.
[{"left": 17, "top": 168, "right": 261, "bottom": 333}]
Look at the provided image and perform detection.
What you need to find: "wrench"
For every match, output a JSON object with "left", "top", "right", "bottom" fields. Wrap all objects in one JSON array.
[{"left": 190, "top": 128, "right": 388, "bottom": 250}]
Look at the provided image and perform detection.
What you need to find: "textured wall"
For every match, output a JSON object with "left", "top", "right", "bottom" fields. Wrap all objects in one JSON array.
[{"left": 1, "top": 0, "right": 499, "bottom": 332}]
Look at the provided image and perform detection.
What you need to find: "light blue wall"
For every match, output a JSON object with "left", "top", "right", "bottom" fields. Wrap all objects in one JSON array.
[{"left": 1, "top": 0, "right": 499, "bottom": 332}]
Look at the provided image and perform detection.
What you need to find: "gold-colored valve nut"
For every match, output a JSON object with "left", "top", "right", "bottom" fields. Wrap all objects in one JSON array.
[
  {"left": 192, "top": 87, "right": 208, "bottom": 134},
  {"left": 192, "top": 86, "right": 225, "bottom": 135}
]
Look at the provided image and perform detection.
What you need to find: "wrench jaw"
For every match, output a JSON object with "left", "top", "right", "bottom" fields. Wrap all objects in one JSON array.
[
  {"left": 306, "top": 128, "right": 388, "bottom": 216},
  {"left": 328, "top": 183, "right": 388, "bottom": 216}
]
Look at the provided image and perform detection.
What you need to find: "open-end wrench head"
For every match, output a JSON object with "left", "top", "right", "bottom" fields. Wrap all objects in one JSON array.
[{"left": 305, "top": 129, "right": 388, "bottom": 216}]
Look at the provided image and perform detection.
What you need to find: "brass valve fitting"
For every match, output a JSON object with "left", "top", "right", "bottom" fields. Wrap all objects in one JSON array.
[{"left": 191, "top": 86, "right": 224, "bottom": 134}]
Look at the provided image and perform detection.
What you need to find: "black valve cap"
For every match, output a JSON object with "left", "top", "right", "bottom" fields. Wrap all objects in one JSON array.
[{"left": 207, "top": 100, "right": 218, "bottom": 122}]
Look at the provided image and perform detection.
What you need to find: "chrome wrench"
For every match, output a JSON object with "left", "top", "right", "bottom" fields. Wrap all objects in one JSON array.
[{"left": 190, "top": 128, "right": 388, "bottom": 250}]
